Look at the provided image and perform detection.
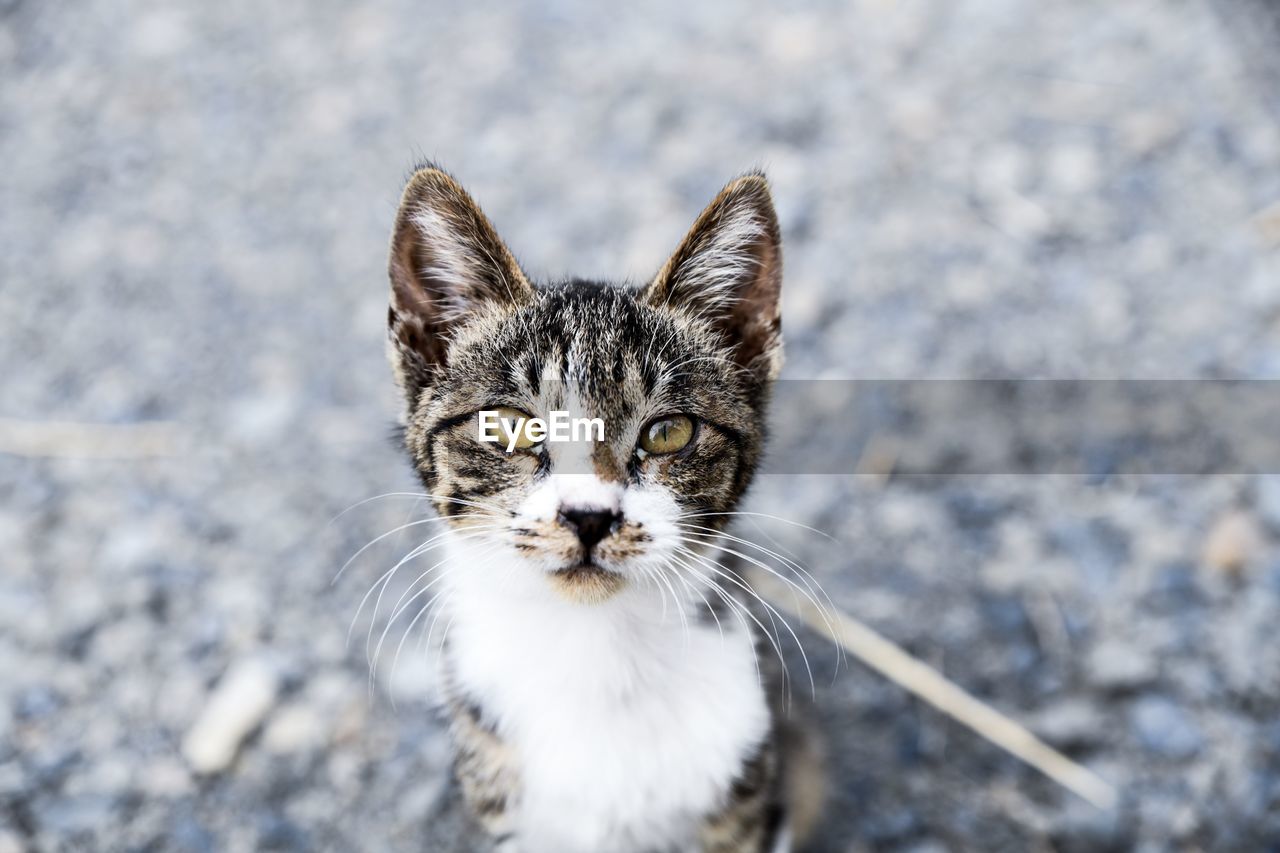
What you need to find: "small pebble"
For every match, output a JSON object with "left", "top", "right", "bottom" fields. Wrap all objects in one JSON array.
[
  {"left": 1086, "top": 640, "right": 1157, "bottom": 691},
  {"left": 1032, "top": 699, "right": 1108, "bottom": 749},
  {"left": 1202, "top": 511, "right": 1263, "bottom": 575},
  {"left": 181, "top": 658, "right": 280, "bottom": 774}
]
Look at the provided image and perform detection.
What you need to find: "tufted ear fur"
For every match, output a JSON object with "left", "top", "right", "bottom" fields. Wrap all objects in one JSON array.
[
  {"left": 642, "top": 173, "right": 783, "bottom": 382},
  {"left": 387, "top": 165, "right": 534, "bottom": 405}
]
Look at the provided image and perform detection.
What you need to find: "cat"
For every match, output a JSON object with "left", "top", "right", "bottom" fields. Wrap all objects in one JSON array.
[{"left": 384, "top": 164, "right": 821, "bottom": 853}]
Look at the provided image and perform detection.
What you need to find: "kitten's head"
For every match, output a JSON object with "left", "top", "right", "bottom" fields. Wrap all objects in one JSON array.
[{"left": 387, "top": 166, "right": 782, "bottom": 604}]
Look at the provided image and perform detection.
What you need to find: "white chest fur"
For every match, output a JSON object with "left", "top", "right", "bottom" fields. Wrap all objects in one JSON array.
[{"left": 442, "top": 540, "right": 770, "bottom": 853}]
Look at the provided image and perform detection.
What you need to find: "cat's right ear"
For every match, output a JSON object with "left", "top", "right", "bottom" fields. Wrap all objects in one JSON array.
[
  {"left": 387, "top": 166, "right": 534, "bottom": 402},
  {"left": 642, "top": 173, "right": 783, "bottom": 383}
]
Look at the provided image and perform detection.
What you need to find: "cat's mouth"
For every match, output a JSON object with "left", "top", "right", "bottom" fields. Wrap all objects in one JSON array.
[{"left": 548, "top": 560, "right": 626, "bottom": 605}]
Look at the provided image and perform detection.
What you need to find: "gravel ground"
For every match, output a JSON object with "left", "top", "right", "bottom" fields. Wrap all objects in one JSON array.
[{"left": 2, "top": 1, "right": 1280, "bottom": 850}]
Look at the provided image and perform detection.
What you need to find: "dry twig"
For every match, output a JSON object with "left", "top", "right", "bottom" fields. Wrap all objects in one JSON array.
[{"left": 750, "top": 568, "right": 1119, "bottom": 810}]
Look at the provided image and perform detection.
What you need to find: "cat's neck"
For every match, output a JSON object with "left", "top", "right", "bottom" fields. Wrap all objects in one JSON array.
[
  {"left": 437, "top": 532, "right": 773, "bottom": 851},
  {"left": 439, "top": 533, "right": 757, "bottom": 706}
]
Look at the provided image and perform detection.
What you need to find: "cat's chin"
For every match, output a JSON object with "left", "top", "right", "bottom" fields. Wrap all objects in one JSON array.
[{"left": 548, "top": 561, "right": 627, "bottom": 605}]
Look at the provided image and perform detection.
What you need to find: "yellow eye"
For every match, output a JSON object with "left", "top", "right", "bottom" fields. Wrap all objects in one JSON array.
[
  {"left": 482, "top": 407, "right": 541, "bottom": 450},
  {"left": 639, "top": 414, "right": 695, "bottom": 455}
]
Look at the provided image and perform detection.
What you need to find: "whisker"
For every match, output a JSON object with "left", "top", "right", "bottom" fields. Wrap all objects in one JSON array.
[
  {"left": 385, "top": 576, "right": 454, "bottom": 710},
  {"left": 332, "top": 517, "right": 450, "bottom": 586},
  {"left": 678, "top": 524, "right": 835, "bottom": 614},
  {"left": 331, "top": 490, "right": 509, "bottom": 526},
  {"left": 676, "top": 525, "right": 845, "bottom": 677},
  {"left": 347, "top": 545, "right": 443, "bottom": 650},
  {"left": 371, "top": 560, "right": 453, "bottom": 682},
  {"left": 372, "top": 538, "right": 505, "bottom": 701},
  {"left": 365, "top": 526, "right": 499, "bottom": 666},
  {"left": 640, "top": 564, "right": 672, "bottom": 624},
  {"left": 707, "top": 579, "right": 764, "bottom": 687},
  {"left": 348, "top": 528, "right": 457, "bottom": 648},
  {"left": 382, "top": 592, "right": 459, "bottom": 705},
  {"left": 670, "top": 552, "right": 781, "bottom": 703},
  {"left": 348, "top": 524, "right": 497, "bottom": 651},
  {"left": 329, "top": 491, "right": 437, "bottom": 525},
  {"left": 676, "top": 509, "right": 846, "bottom": 676},
  {"left": 375, "top": 527, "right": 502, "bottom": 648},
  {"left": 675, "top": 545, "right": 815, "bottom": 699},
  {"left": 437, "top": 614, "right": 459, "bottom": 663},
  {"left": 666, "top": 561, "right": 726, "bottom": 648},
  {"left": 654, "top": 564, "right": 690, "bottom": 645},
  {"left": 677, "top": 542, "right": 817, "bottom": 693},
  {"left": 419, "top": 587, "right": 457, "bottom": 657},
  {"left": 676, "top": 510, "right": 839, "bottom": 543},
  {"left": 384, "top": 543, "right": 504, "bottom": 704},
  {"left": 676, "top": 542, "right": 785, "bottom": 652}
]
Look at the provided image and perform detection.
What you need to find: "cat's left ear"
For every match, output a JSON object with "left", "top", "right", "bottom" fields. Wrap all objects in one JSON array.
[{"left": 643, "top": 173, "right": 783, "bottom": 381}]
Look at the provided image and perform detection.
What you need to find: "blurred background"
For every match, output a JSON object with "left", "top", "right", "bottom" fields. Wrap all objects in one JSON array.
[{"left": 2, "top": 0, "right": 1280, "bottom": 850}]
